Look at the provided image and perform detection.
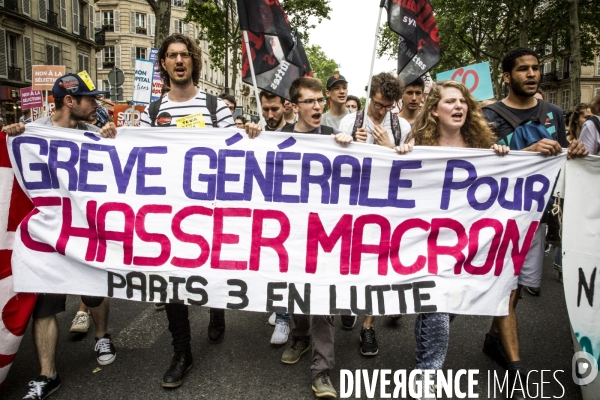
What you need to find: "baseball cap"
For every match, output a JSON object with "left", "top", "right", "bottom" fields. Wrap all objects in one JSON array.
[
  {"left": 52, "top": 73, "right": 109, "bottom": 98},
  {"left": 326, "top": 74, "right": 348, "bottom": 89}
]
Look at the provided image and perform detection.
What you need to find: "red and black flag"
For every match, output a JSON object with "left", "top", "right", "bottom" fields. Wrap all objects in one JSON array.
[
  {"left": 237, "top": 0, "right": 312, "bottom": 100},
  {"left": 384, "top": 0, "right": 441, "bottom": 85}
]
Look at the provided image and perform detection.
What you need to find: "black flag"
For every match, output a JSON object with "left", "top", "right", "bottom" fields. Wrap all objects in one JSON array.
[
  {"left": 384, "top": 0, "right": 441, "bottom": 84},
  {"left": 237, "top": 0, "right": 312, "bottom": 100}
]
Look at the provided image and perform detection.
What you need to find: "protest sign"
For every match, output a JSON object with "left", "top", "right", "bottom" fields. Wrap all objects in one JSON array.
[
  {"left": 32, "top": 66, "right": 65, "bottom": 91},
  {"left": 149, "top": 48, "right": 163, "bottom": 102},
  {"left": 133, "top": 60, "right": 154, "bottom": 104},
  {"left": 113, "top": 105, "right": 147, "bottom": 127},
  {"left": 436, "top": 62, "right": 494, "bottom": 101},
  {"left": 19, "top": 88, "right": 43, "bottom": 110},
  {"left": 562, "top": 157, "right": 600, "bottom": 391},
  {"left": 8, "top": 127, "right": 564, "bottom": 316},
  {"left": 32, "top": 95, "right": 55, "bottom": 120}
]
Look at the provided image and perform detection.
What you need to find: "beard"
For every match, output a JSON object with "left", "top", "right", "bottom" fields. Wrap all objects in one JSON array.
[
  {"left": 509, "top": 79, "right": 537, "bottom": 97},
  {"left": 266, "top": 116, "right": 283, "bottom": 129}
]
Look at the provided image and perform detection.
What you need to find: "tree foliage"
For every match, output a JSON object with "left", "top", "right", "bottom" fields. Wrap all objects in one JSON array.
[
  {"left": 377, "top": 0, "right": 600, "bottom": 104},
  {"left": 305, "top": 45, "right": 341, "bottom": 91},
  {"left": 185, "top": 0, "right": 332, "bottom": 92}
]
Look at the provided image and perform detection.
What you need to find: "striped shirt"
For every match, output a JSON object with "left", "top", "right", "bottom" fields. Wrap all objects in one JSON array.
[{"left": 140, "top": 89, "right": 235, "bottom": 128}]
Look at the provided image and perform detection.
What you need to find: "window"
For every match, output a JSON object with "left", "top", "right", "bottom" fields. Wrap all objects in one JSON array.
[
  {"left": 548, "top": 91, "right": 557, "bottom": 105},
  {"left": 46, "top": 43, "right": 61, "bottom": 65},
  {"left": 543, "top": 62, "right": 551, "bottom": 75},
  {"left": 78, "top": 53, "right": 89, "bottom": 72},
  {"left": 173, "top": 19, "right": 183, "bottom": 34},
  {"left": 136, "top": 13, "right": 146, "bottom": 34},
  {"left": 136, "top": 47, "right": 147, "bottom": 60},
  {"left": 102, "top": 80, "right": 110, "bottom": 98},
  {"left": 173, "top": 0, "right": 185, "bottom": 6},
  {"left": 7, "top": 34, "right": 18, "bottom": 67},
  {"left": 597, "top": 55, "right": 600, "bottom": 76},
  {"left": 103, "top": 11, "right": 114, "bottom": 31},
  {"left": 561, "top": 89, "right": 570, "bottom": 110},
  {"left": 104, "top": 46, "right": 115, "bottom": 67},
  {"left": 595, "top": 87, "right": 600, "bottom": 98}
]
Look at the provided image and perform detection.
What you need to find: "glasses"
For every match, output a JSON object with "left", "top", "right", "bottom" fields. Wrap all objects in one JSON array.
[
  {"left": 372, "top": 99, "right": 395, "bottom": 111},
  {"left": 166, "top": 51, "right": 192, "bottom": 59},
  {"left": 296, "top": 97, "right": 326, "bottom": 107}
]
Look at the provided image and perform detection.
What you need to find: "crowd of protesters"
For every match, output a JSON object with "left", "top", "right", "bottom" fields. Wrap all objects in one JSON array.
[{"left": 2, "top": 33, "right": 596, "bottom": 400}]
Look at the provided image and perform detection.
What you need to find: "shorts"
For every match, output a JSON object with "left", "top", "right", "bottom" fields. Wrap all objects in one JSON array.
[
  {"left": 32, "top": 294, "right": 105, "bottom": 319},
  {"left": 517, "top": 222, "right": 546, "bottom": 288}
]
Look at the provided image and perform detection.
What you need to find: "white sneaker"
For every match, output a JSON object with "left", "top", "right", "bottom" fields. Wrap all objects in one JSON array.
[
  {"left": 70, "top": 311, "right": 90, "bottom": 333},
  {"left": 412, "top": 371, "right": 437, "bottom": 400},
  {"left": 270, "top": 321, "right": 290, "bottom": 344},
  {"left": 268, "top": 312, "right": 276, "bottom": 326}
]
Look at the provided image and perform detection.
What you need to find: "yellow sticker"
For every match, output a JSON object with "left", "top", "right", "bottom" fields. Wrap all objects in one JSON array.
[
  {"left": 176, "top": 112, "right": 206, "bottom": 128},
  {"left": 78, "top": 70, "right": 96, "bottom": 91}
]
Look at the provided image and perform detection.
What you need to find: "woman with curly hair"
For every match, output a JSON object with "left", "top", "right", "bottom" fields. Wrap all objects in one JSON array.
[
  {"left": 567, "top": 103, "right": 592, "bottom": 142},
  {"left": 395, "top": 80, "right": 509, "bottom": 398}
]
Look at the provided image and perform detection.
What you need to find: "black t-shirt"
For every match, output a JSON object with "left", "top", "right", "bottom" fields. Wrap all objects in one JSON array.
[
  {"left": 266, "top": 122, "right": 295, "bottom": 132},
  {"left": 483, "top": 101, "right": 568, "bottom": 147}
]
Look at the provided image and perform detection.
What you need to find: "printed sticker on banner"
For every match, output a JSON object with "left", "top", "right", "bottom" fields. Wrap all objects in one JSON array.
[
  {"left": 176, "top": 113, "right": 206, "bottom": 128},
  {"left": 77, "top": 71, "right": 96, "bottom": 91}
]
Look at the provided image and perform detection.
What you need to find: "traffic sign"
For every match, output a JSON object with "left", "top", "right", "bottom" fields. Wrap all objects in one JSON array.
[{"left": 108, "top": 68, "right": 125, "bottom": 87}]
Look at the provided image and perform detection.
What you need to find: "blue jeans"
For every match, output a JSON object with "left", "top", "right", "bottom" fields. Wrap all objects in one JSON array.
[
  {"left": 276, "top": 312, "right": 291, "bottom": 323},
  {"left": 554, "top": 246, "right": 562, "bottom": 269},
  {"left": 414, "top": 313, "right": 456, "bottom": 370}
]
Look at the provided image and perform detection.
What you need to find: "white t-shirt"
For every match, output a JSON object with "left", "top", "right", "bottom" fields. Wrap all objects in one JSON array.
[
  {"left": 339, "top": 110, "right": 411, "bottom": 145},
  {"left": 140, "top": 89, "right": 235, "bottom": 128}
]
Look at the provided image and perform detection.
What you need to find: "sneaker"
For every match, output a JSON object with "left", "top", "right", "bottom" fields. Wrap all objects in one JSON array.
[
  {"left": 22, "top": 375, "right": 61, "bottom": 400},
  {"left": 162, "top": 351, "right": 193, "bottom": 388},
  {"left": 360, "top": 327, "right": 379, "bottom": 356},
  {"left": 281, "top": 339, "right": 310, "bottom": 364},
  {"left": 506, "top": 369, "right": 527, "bottom": 400},
  {"left": 69, "top": 311, "right": 90, "bottom": 333},
  {"left": 208, "top": 308, "right": 225, "bottom": 343},
  {"left": 525, "top": 286, "right": 540, "bottom": 296},
  {"left": 341, "top": 315, "right": 356, "bottom": 329},
  {"left": 312, "top": 371, "right": 337, "bottom": 398},
  {"left": 482, "top": 333, "right": 508, "bottom": 369},
  {"left": 95, "top": 334, "right": 117, "bottom": 365},
  {"left": 154, "top": 303, "right": 166, "bottom": 311},
  {"left": 268, "top": 312, "right": 276, "bottom": 326},
  {"left": 412, "top": 371, "right": 437, "bottom": 400},
  {"left": 270, "top": 321, "right": 290, "bottom": 345}
]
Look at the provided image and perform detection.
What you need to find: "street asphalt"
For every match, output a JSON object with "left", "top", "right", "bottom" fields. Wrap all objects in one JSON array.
[{"left": 1, "top": 249, "right": 583, "bottom": 399}]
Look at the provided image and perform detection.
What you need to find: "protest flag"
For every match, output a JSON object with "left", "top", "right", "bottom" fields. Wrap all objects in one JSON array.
[
  {"left": 384, "top": 0, "right": 441, "bottom": 85},
  {"left": 236, "top": 0, "right": 312, "bottom": 104}
]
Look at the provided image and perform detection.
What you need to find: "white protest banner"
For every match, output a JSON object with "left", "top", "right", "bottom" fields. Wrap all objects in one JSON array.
[
  {"left": 132, "top": 59, "right": 154, "bottom": 104},
  {"left": 562, "top": 157, "right": 600, "bottom": 390},
  {"left": 8, "top": 126, "right": 564, "bottom": 316}
]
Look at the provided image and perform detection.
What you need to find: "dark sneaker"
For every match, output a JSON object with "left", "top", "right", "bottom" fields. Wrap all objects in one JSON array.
[
  {"left": 162, "top": 351, "right": 193, "bottom": 388},
  {"left": 281, "top": 339, "right": 310, "bottom": 364},
  {"left": 208, "top": 308, "right": 225, "bottom": 343},
  {"left": 312, "top": 371, "right": 337, "bottom": 398},
  {"left": 341, "top": 315, "right": 356, "bottom": 329},
  {"left": 525, "top": 286, "right": 540, "bottom": 296},
  {"left": 482, "top": 333, "right": 508, "bottom": 369},
  {"left": 360, "top": 327, "right": 379, "bottom": 356},
  {"left": 22, "top": 375, "right": 61, "bottom": 400},
  {"left": 505, "top": 369, "right": 527, "bottom": 400},
  {"left": 95, "top": 334, "right": 117, "bottom": 365}
]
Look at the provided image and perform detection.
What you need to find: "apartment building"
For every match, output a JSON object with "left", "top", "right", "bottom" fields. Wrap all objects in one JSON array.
[
  {"left": 0, "top": 0, "right": 97, "bottom": 124},
  {"left": 539, "top": 57, "right": 600, "bottom": 110}
]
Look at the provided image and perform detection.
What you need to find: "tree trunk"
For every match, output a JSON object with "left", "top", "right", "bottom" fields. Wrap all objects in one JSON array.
[
  {"left": 568, "top": 0, "right": 581, "bottom": 108},
  {"left": 147, "top": 0, "right": 172, "bottom": 48},
  {"left": 519, "top": 1, "right": 535, "bottom": 47},
  {"left": 231, "top": 35, "right": 240, "bottom": 94},
  {"left": 490, "top": 58, "right": 503, "bottom": 100}
]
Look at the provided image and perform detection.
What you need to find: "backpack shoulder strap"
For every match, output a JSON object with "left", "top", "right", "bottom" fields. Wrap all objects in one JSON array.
[
  {"left": 591, "top": 116, "right": 600, "bottom": 134},
  {"left": 206, "top": 93, "right": 219, "bottom": 128},
  {"left": 483, "top": 102, "right": 521, "bottom": 130},
  {"left": 281, "top": 123, "right": 295, "bottom": 133},
  {"left": 321, "top": 125, "right": 334, "bottom": 135},
  {"left": 390, "top": 112, "right": 401, "bottom": 145},
  {"left": 149, "top": 96, "right": 163, "bottom": 127},
  {"left": 351, "top": 110, "right": 365, "bottom": 139},
  {"left": 535, "top": 100, "right": 550, "bottom": 124}
]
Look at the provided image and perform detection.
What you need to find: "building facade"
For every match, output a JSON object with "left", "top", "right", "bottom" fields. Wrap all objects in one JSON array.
[{"left": 0, "top": 0, "right": 97, "bottom": 124}]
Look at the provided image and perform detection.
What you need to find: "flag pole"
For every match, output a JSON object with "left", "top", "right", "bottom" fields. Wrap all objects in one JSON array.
[
  {"left": 242, "top": 30, "right": 265, "bottom": 129},
  {"left": 363, "top": 1, "right": 387, "bottom": 129}
]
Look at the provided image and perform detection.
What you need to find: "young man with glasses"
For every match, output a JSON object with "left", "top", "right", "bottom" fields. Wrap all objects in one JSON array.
[
  {"left": 3, "top": 73, "right": 118, "bottom": 400},
  {"left": 139, "top": 34, "right": 259, "bottom": 389},
  {"left": 322, "top": 74, "right": 350, "bottom": 129},
  {"left": 219, "top": 93, "right": 237, "bottom": 114},
  {"left": 338, "top": 72, "right": 411, "bottom": 357}
]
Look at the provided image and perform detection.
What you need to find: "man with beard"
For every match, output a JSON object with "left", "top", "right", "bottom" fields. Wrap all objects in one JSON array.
[
  {"left": 322, "top": 74, "right": 351, "bottom": 129},
  {"left": 3, "top": 73, "right": 117, "bottom": 400},
  {"left": 482, "top": 47, "right": 587, "bottom": 400},
  {"left": 398, "top": 77, "right": 424, "bottom": 126},
  {"left": 260, "top": 90, "right": 294, "bottom": 131},
  {"left": 139, "top": 33, "right": 259, "bottom": 389}
]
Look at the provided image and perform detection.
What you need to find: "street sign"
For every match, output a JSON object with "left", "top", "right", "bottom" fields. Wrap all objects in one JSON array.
[{"left": 108, "top": 68, "right": 125, "bottom": 87}]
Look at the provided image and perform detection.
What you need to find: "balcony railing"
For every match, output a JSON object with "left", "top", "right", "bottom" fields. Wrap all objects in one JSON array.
[
  {"left": 136, "top": 27, "right": 147, "bottom": 34},
  {"left": 79, "top": 25, "right": 87, "bottom": 39},
  {"left": 103, "top": 61, "right": 115, "bottom": 68},
  {"left": 8, "top": 66, "right": 21, "bottom": 81},
  {"left": 47, "top": 10, "right": 59, "bottom": 28},
  {"left": 541, "top": 72, "right": 558, "bottom": 83},
  {"left": 102, "top": 24, "right": 114, "bottom": 32},
  {"left": 5, "top": 0, "right": 19, "bottom": 12},
  {"left": 95, "top": 29, "right": 106, "bottom": 45}
]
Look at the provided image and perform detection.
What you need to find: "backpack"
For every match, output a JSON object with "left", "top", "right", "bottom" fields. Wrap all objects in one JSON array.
[
  {"left": 149, "top": 93, "right": 219, "bottom": 127},
  {"left": 483, "top": 100, "right": 552, "bottom": 150},
  {"left": 589, "top": 115, "right": 600, "bottom": 134},
  {"left": 281, "top": 123, "right": 334, "bottom": 135},
  {"left": 351, "top": 109, "right": 402, "bottom": 146}
]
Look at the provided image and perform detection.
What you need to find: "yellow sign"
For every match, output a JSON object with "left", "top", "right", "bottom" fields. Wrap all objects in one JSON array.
[
  {"left": 176, "top": 113, "right": 206, "bottom": 128},
  {"left": 78, "top": 70, "right": 96, "bottom": 91}
]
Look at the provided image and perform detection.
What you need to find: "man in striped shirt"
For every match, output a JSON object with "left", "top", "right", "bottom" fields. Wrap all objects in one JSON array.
[{"left": 139, "top": 33, "right": 259, "bottom": 390}]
